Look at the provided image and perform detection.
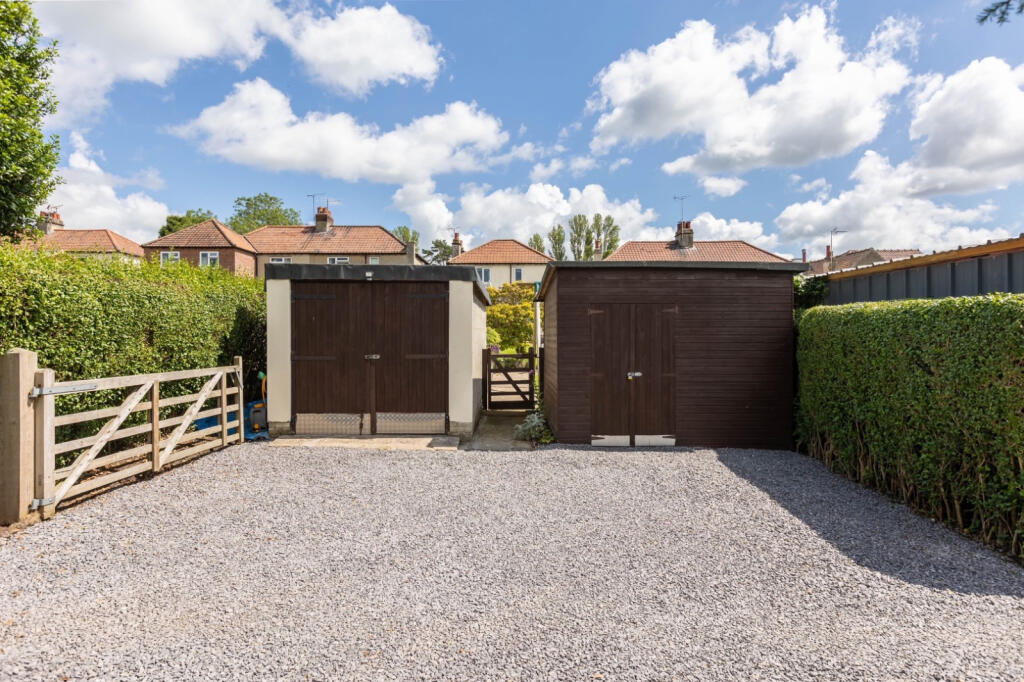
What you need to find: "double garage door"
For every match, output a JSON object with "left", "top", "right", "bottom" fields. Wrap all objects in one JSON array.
[{"left": 290, "top": 281, "right": 448, "bottom": 434}]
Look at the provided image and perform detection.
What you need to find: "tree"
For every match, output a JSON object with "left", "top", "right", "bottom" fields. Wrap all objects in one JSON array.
[
  {"left": 978, "top": 0, "right": 1024, "bottom": 23},
  {"left": 159, "top": 209, "right": 217, "bottom": 237},
  {"left": 591, "top": 213, "right": 621, "bottom": 259},
  {"left": 227, "top": 193, "right": 301, "bottom": 234},
  {"left": 487, "top": 282, "right": 534, "bottom": 305},
  {"left": 487, "top": 302, "right": 535, "bottom": 353},
  {"left": 547, "top": 224, "right": 567, "bottom": 260},
  {"left": 392, "top": 225, "right": 419, "bottom": 246},
  {"left": 0, "top": 1, "right": 60, "bottom": 239},
  {"left": 527, "top": 233, "right": 545, "bottom": 254},
  {"left": 423, "top": 238, "right": 453, "bottom": 264},
  {"left": 567, "top": 214, "right": 593, "bottom": 261}
]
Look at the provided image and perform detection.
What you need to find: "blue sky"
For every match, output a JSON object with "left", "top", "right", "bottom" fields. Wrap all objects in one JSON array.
[{"left": 37, "top": 0, "right": 1024, "bottom": 258}]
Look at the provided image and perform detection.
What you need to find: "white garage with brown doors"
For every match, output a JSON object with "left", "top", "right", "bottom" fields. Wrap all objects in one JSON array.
[{"left": 266, "top": 264, "right": 488, "bottom": 437}]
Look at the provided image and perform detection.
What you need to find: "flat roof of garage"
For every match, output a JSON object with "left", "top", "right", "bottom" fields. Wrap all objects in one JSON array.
[{"left": 265, "top": 263, "right": 490, "bottom": 304}]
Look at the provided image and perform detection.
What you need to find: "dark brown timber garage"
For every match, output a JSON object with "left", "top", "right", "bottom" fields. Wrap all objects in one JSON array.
[{"left": 537, "top": 261, "right": 807, "bottom": 449}]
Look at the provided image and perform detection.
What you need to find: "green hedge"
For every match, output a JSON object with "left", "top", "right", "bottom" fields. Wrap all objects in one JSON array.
[
  {"left": 796, "top": 295, "right": 1024, "bottom": 561},
  {"left": 0, "top": 244, "right": 266, "bottom": 416}
]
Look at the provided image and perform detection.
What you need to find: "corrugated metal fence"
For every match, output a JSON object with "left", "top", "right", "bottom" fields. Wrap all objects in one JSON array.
[{"left": 826, "top": 251, "right": 1024, "bottom": 305}]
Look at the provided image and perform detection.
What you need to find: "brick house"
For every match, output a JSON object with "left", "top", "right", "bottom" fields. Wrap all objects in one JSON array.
[
  {"left": 142, "top": 219, "right": 257, "bottom": 276},
  {"left": 802, "top": 246, "right": 922, "bottom": 275},
  {"left": 448, "top": 234, "right": 552, "bottom": 287},
  {"left": 605, "top": 221, "right": 791, "bottom": 263},
  {"left": 34, "top": 211, "right": 144, "bottom": 262},
  {"left": 245, "top": 207, "right": 423, "bottom": 277}
]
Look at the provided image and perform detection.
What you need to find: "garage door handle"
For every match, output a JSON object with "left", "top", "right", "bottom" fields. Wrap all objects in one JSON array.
[
  {"left": 627, "top": 371, "right": 642, "bottom": 380},
  {"left": 364, "top": 354, "right": 380, "bottom": 360}
]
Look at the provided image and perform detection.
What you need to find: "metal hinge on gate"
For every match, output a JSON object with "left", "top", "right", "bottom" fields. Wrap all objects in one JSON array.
[
  {"left": 29, "top": 383, "right": 97, "bottom": 398},
  {"left": 29, "top": 497, "right": 54, "bottom": 510}
]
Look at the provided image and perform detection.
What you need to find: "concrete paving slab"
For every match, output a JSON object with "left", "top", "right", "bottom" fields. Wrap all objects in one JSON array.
[
  {"left": 269, "top": 435, "right": 459, "bottom": 451},
  {"left": 462, "top": 411, "right": 533, "bottom": 451}
]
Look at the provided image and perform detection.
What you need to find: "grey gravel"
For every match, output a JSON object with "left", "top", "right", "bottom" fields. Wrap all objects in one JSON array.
[{"left": 1, "top": 444, "right": 1023, "bottom": 681}]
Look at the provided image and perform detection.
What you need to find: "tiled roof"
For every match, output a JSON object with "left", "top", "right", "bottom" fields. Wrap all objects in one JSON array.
[
  {"left": 605, "top": 240, "right": 789, "bottom": 263},
  {"left": 805, "top": 247, "right": 921, "bottom": 275},
  {"left": 142, "top": 220, "right": 256, "bottom": 253},
  {"left": 38, "top": 229, "right": 144, "bottom": 257},
  {"left": 245, "top": 225, "right": 407, "bottom": 254},
  {"left": 449, "top": 239, "right": 552, "bottom": 264}
]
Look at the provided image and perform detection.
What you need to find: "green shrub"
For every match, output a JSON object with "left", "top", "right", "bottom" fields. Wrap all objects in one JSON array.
[
  {"left": 793, "top": 275, "right": 828, "bottom": 311},
  {"left": 513, "top": 410, "right": 553, "bottom": 444},
  {"left": 796, "top": 295, "right": 1024, "bottom": 561},
  {"left": 0, "top": 245, "right": 266, "bottom": 460}
]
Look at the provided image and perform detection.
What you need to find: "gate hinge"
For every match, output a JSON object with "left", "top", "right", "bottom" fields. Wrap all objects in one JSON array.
[
  {"left": 30, "top": 497, "right": 54, "bottom": 510},
  {"left": 30, "top": 384, "right": 96, "bottom": 398}
]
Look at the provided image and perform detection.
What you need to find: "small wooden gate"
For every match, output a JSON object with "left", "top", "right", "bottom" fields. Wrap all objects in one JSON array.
[{"left": 484, "top": 351, "right": 535, "bottom": 410}]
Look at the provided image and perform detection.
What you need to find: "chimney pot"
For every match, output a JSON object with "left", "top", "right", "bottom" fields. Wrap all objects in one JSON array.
[
  {"left": 451, "top": 232, "right": 463, "bottom": 257},
  {"left": 37, "top": 210, "right": 64, "bottom": 235},
  {"left": 825, "top": 244, "right": 832, "bottom": 259},
  {"left": 593, "top": 237, "right": 602, "bottom": 261},
  {"left": 314, "top": 206, "right": 333, "bottom": 233},
  {"left": 675, "top": 220, "right": 694, "bottom": 249},
  {"left": 801, "top": 248, "right": 807, "bottom": 263}
]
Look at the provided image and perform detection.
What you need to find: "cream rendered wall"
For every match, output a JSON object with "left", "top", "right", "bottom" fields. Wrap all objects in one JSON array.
[
  {"left": 448, "top": 281, "right": 486, "bottom": 435},
  {"left": 472, "top": 262, "right": 547, "bottom": 288},
  {"left": 266, "top": 278, "right": 292, "bottom": 433}
]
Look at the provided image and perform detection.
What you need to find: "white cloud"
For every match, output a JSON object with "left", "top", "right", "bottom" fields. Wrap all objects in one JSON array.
[
  {"left": 392, "top": 181, "right": 454, "bottom": 241},
  {"left": 530, "top": 159, "right": 564, "bottom": 182},
  {"left": 589, "top": 6, "right": 915, "bottom": 179},
  {"left": 46, "top": 134, "right": 168, "bottom": 244},
  {"left": 609, "top": 157, "right": 632, "bottom": 172},
  {"left": 37, "top": 1, "right": 442, "bottom": 126},
  {"left": 775, "top": 151, "right": 1008, "bottom": 253},
  {"left": 568, "top": 156, "right": 598, "bottom": 176},
  {"left": 171, "top": 79, "right": 509, "bottom": 185},
  {"left": 454, "top": 183, "right": 658, "bottom": 243},
  {"left": 700, "top": 175, "right": 746, "bottom": 197},
  {"left": 690, "top": 212, "right": 781, "bottom": 253},
  {"left": 906, "top": 57, "right": 1024, "bottom": 195},
  {"left": 278, "top": 3, "right": 441, "bottom": 97}
]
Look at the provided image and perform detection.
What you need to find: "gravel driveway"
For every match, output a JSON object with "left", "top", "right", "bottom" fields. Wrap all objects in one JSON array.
[{"left": 1, "top": 444, "right": 1022, "bottom": 680}]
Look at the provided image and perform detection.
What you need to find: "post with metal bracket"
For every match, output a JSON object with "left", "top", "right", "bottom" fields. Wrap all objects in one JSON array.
[
  {"left": 0, "top": 349, "right": 38, "bottom": 524},
  {"left": 33, "top": 368, "right": 56, "bottom": 519},
  {"left": 234, "top": 355, "right": 244, "bottom": 444}
]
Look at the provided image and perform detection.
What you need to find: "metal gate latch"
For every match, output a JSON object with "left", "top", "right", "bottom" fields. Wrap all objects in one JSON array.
[
  {"left": 626, "top": 371, "right": 643, "bottom": 380},
  {"left": 364, "top": 354, "right": 381, "bottom": 360}
]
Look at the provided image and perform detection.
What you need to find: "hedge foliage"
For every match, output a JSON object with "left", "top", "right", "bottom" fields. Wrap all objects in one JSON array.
[
  {"left": 0, "top": 244, "right": 266, "bottom": 405},
  {"left": 796, "top": 295, "right": 1024, "bottom": 561}
]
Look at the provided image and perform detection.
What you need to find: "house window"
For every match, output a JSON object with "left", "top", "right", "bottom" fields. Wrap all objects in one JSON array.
[
  {"left": 514, "top": 267, "right": 523, "bottom": 282},
  {"left": 476, "top": 267, "right": 491, "bottom": 283},
  {"left": 367, "top": 256, "right": 380, "bottom": 264},
  {"left": 269, "top": 257, "right": 291, "bottom": 264},
  {"left": 327, "top": 256, "right": 349, "bottom": 264},
  {"left": 199, "top": 251, "right": 219, "bottom": 267},
  {"left": 160, "top": 251, "right": 179, "bottom": 266}
]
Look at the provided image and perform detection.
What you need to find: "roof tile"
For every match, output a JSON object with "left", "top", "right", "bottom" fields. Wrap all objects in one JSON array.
[
  {"left": 605, "top": 240, "right": 788, "bottom": 263},
  {"left": 38, "top": 229, "right": 144, "bottom": 257},
  {"left": 449, "top": 239, "right": 552, "bottom": 264},
  {"left": 142, "top": 219, "right": 256, "bottom": 252},
  {"left": 245, "top": 225, "right": 408, "bottom": 254}
]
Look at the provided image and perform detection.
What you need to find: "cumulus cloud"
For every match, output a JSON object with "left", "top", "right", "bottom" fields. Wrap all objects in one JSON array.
[
  {"left": 279, "top": 4, "right": 441, "bottom": 96},
  {"left": 454, "top": 183, "right": 659, "bottom": 243},
  {"left": 391, "top": 181, "right": 454, "bottom": 242},
  {"left": 37, "top": 1, "right": 442, "bottom": 126},
  {"left": 568, "top": 156, "right": 598, "bottom": 176},
  {"left": 609, "top": 157, "right": 632, "bottom": 172},
  {"left": 530, "top": 159, "right": 564, "bottom": 182},
  {"left": 775, "top": 151, "right": 1008, "bottom": 253},
  {"left": 46, "top": 134, "right": 168, "bottom": 244},
  {"left": 589, "top": 6, "right": 915, "bottom": 180},
  {"left": 700, "top": 175, "right": 747, "bottom": 197},
  {"left": 171, "top": 79, "right": 509, "bottom": 185}
]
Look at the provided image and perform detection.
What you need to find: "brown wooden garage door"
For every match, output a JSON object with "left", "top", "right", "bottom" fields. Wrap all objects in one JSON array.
[{"left": 290, "top": 281, "right": 448, "bottom": 434}]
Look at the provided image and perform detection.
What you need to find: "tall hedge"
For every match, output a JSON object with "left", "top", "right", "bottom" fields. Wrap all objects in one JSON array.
[
  {"left": 796, "top": 295, "right": 1024, "bottom": 561},
  {"left": 0, "top": 244, "right": 266, "bottom": 403}
]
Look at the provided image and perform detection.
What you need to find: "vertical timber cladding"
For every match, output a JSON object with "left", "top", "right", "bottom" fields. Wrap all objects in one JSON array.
[
  {"left": 548, "top": 267, "right": 795, "bottom": 449},
  {"left": 290, "top": 280, "right": 448, "bottom": 434}
]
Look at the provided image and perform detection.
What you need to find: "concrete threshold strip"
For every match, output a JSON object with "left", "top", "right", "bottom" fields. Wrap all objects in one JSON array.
[{"left": 269, "top": 435, "right": 460, "bottom": 451}]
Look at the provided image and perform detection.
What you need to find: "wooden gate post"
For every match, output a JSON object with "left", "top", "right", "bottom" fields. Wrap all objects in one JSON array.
[
  {"left": 0, "top": 349, "right": 38, "bottom": 524},
  {"left": 33, "top": 368, "right": 55, "bottom": 519},
  {"left": 150, "top": 381, "right": 161, "bottom": 472},
  {"left": 234, "top": 355, "right": 244, "bottom": 444},
  {"left": 482, "top": 348, "right": 491, "bottom": 410}
]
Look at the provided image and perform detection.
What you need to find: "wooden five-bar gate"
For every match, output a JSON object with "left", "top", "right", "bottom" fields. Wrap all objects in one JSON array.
[
  {"left": 483, "top": 350, "right": 536, "bottom": 410},
  {"left": 0, "top": 349, "right": 244, "bottom": 522}
]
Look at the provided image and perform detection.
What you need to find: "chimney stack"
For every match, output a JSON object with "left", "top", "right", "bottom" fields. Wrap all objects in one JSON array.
[
  {"left": 405, "top": 243, "right": 416, "bottom": 265},
  {"left": 37, "top": 210, "right": 64, "bottom": 235},
  {"left": 675, "top": 220, "right": 694, "bottom": 249},
  {"left": 314, "top": 206, "right": 333, "bottom": 233},
  {"left": 801, "top": 248, "right": 807, "bottom": 263},
  {"left": 825, "top": 244, "right": 832, "bottom": 260},
  {"left": 593, "top": 237, "right": 602, "bottom": 261},
  {"left": 451, "top": 232, "right": 463, "bottom": 257}
]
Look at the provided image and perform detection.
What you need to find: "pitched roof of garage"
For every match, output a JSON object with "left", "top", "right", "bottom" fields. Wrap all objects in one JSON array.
[{"left": 605, "top": 240, "right": 789, "bottom": 263}]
